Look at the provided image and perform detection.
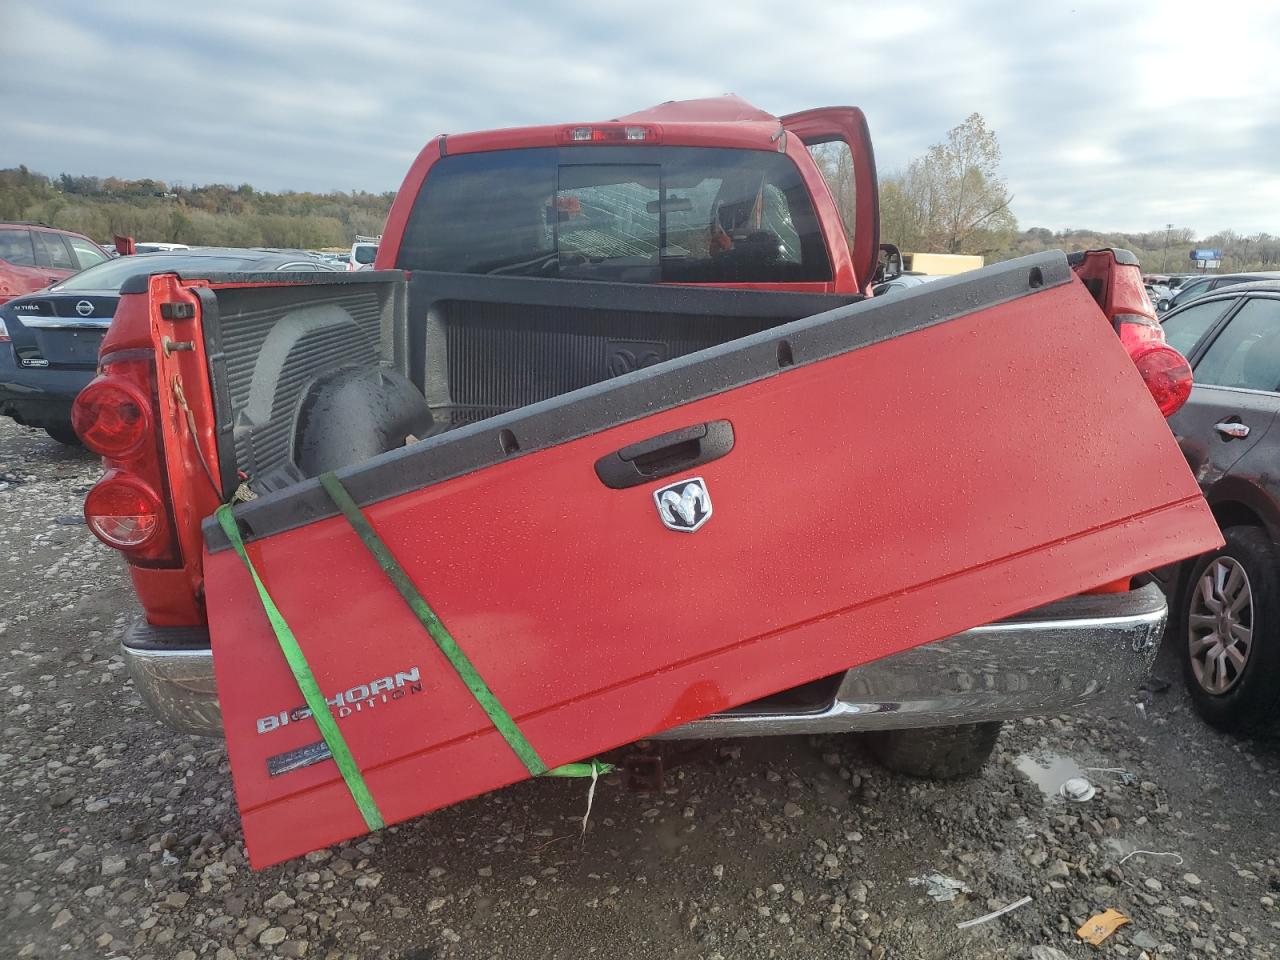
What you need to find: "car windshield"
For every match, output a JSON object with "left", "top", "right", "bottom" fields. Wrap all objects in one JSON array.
[{"left": 49, "top": 254, "right": 267, "bottom": 291}]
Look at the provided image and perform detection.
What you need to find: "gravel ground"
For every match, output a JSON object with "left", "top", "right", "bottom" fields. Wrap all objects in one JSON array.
[{"left": 1, "top": 417, "right": 1278, "bottom": 960}]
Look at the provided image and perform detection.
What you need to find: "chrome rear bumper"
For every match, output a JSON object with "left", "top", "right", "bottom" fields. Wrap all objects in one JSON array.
[
  {"left": 122, "top": 583, "right": 1165, "bottom": 740},
  {"left": 656, "top": 582, "right": 1165, "bottom": 738},
  {"left": 121, "top": 623, "right": 223, "bottom": 737}
]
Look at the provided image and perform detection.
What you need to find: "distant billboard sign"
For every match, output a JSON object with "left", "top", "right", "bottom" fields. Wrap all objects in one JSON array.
[{"left": 1190, "top": 249, "right": 1223, "bottom": 261}]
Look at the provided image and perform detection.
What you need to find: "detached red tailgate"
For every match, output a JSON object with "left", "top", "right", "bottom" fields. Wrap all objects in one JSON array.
[{"left": 202, "top": 253, "right": 1220, "bottom": 867}]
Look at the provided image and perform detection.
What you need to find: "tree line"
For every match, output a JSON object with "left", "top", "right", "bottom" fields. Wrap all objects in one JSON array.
[
  {"left": 0, "top": 167, "right": 392, "bottom": 249},
  {"left": 3, "top": 139, "right": 1276, "bottom": 271},
  {"left": 1010, "top": 226, "right": 1280, "bottom": 274}
]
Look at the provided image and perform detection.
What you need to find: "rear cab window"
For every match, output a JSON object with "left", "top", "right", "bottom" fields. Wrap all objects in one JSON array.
[{"left": 397, "top": 146, "right": 832, "bottom": 284}]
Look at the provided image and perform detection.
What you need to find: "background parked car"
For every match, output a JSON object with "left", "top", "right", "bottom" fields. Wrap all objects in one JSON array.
[
  {"left": 133, "top": 242, "right": 190, "bottom": 254},
  {"left": 349, "top": 238, "right": 379, "bottom": 271},
  {"left": 1157, "top": 272, "right": 1280, "bottom": 313},
  {"left": 871, "top": 273, "right": 944, "bottom": 296},
  {"left": 1157, "top": 280, "right": 1280, "bottom": 735},
  {"left": 0, "top": 248, "right": 338, "bottom": 443},
  {"left": 0, "top": 222, "right": 110, "bottom": 304}
]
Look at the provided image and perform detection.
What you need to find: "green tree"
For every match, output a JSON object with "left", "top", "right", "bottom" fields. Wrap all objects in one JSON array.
[{"left": 0, "top": 167, "right": 394, "bottom": 248}]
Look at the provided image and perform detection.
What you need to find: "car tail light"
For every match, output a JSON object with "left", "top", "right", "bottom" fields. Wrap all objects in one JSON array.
[
  {"left": 72, "top": 379, "right": 149, "bottom": 457},
  {"left": 74, "top": 355, "right": 181, "bottom": 566},
  {"left": 85, "top": 473, "right": 162, "bottom": 548},
  {"left": 1131, "top": 343, "right": 1193, "bottom": 417},
  {"left": 560, "top": 124, "right": 658, "bottom": 143}
]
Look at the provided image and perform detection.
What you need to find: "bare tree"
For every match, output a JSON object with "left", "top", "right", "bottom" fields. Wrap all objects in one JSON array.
[{"left": 880, "top": 114, "right": 1017, "bottom": 256}]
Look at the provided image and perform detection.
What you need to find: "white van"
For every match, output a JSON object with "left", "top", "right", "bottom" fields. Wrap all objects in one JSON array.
[{"left": 349, "top": 238, "right": 379, "bottom": 271}]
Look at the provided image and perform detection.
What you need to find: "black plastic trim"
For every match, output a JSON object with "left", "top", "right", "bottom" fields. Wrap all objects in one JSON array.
[
  {"left": 1065, "top": 248, "right": 1140, "bottom": 267},
  {"left": 119, "top": 270, "right": 405, "bottom": 296},
  {"left": 404, "top": 270, "right": 858, "bottom": 318},
  {"left": 204, "top": 251, "right": 1074, "bottom": 551},
  {"left": 123, "top": 618, "right": 211, "bottom": 651},
  {"left": 595, "top": 420, "right": 734, "bottom": 489},
  {"left": 194, "top": 286, "right": 239, "bottom": 497},
  {"left": 160, "top": 302, "right": 196, "bottom": 320}
]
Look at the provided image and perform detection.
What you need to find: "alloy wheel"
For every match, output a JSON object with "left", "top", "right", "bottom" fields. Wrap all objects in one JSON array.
[{"left": 1187, "top": 557, "right": 1254, "bottom": 695}]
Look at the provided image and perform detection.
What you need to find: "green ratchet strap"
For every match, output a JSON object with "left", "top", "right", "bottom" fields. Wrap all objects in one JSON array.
[
  {"left": 317, "top": 472, "right": 611, "bottom": 780},
  {"left": 214, "top": 504, "right": 385, "bottom": 832},
  {"left": 541, "top": 759, "right": 613, "bottom": 778}
]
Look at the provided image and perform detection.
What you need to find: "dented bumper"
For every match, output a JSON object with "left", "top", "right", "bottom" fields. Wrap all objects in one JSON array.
[
  {"left": 121, "top": 583, "right": 1164, "bottom": 741},
  {"left": 657, "top": 582, "right": 1165, "bottom": 738},
  {"left": 121, "top": 622, "right": 223, "bottom": 737}
]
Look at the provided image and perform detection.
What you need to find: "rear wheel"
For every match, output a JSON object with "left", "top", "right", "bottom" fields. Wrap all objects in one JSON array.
[
  {"left": 44, "top": 422, "right": 81, "bottom": 446},
  {"left": 1181, "top": 526, "right": 1280, "bottom": 734},
  {"left": 864, "top": 721, "right": 1002, "bottom": 779}
]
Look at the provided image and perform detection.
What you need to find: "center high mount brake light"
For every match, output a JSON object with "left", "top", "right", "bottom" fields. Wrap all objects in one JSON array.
[{"left": 560, "top": 125, "right": 658, "bottom": 143}]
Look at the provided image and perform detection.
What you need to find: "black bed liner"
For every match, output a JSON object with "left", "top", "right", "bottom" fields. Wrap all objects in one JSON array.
[
  {"left": 404, "top": 272, "right": 865, "bottom": 430},
  {"left": 202, "top": 252, "right": 1071, "bottom": 550}
]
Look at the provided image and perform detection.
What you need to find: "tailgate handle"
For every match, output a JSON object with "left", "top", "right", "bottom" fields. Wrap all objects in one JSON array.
[{"left": 595, "top": 420, "right": 735, "bottom": 489}]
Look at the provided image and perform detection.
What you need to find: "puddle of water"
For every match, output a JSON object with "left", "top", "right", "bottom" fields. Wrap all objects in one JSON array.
[{"left": 1015, "top": 753, "right": 1089, "bottom": 800}]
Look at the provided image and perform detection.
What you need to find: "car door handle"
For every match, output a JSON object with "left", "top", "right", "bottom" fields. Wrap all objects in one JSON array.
[
  {"left": 1215, "top": 421, "right": 1250, "bottom": 439},
  {"left": 594, "top": 420, "right": 735, "bottom": 489}
]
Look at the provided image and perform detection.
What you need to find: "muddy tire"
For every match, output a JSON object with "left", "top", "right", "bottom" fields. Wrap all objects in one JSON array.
[
  {"left": 1179, "top": 526, "right": 1280, "bottom": 736},
  {"left": 44, "top": 422, "right": 81, "bottom": 446},
  {"left": 865, "top": 721, "right": 1002, "bottom": 779}
]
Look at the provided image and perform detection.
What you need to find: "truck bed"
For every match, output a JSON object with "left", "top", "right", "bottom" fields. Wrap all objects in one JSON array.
[{"left": 184, "top": 270, "right": 859, "bottom": 494}]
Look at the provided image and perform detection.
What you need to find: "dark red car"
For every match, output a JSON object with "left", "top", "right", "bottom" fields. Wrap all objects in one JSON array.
[{"left": 0, "top": 222, "right": 110, "bottom": 304}]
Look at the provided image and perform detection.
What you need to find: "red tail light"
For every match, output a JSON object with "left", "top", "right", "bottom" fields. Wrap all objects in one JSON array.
[
  {"left": 74, "top": 356, "right": 181, "bottom": 566},
  {"left": 1131, "top": 343, "right": 1193, "bottom": 417},
  {"left": 72, "top": 379, "right": 149, "bottom": 457},
  {"left": 1069, "top": 250, "right": 1192, "bottom": 420},
  {"left": 85, "top": 473, "right": 162, "bottom": 547}
]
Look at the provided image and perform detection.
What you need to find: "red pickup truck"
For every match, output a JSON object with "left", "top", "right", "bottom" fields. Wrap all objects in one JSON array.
[{"left": 74, "top": 97, "right": 1220, "bottom": 867}]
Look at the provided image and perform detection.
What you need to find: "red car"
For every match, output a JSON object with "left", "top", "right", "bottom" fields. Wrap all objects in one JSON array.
[{"left": 0, "top": 222, "right": 110, "bottom": 304}]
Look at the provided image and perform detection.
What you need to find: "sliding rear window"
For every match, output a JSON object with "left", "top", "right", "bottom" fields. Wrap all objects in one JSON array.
[{"left": 397, "top": 146, "right": 832, "bottom": 284}]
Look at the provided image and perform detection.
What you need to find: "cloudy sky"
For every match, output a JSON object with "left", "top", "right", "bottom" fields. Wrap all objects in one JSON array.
[{"left": 3, "top": 0, "right": 1278, "bottom": 234}]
